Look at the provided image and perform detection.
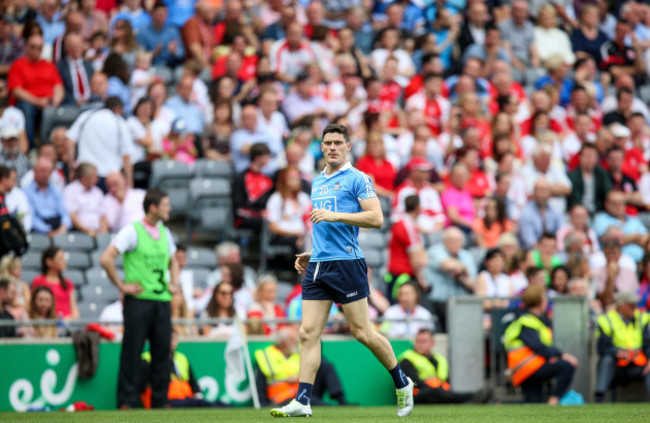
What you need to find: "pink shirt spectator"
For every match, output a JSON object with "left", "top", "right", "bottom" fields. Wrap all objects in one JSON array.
[
  {"left": 101, "top": 188, "right": 146, "bottom": 232},
  {"left": 63, "top": 180, "right": 104, "bottom": 231},
  {"left": 441, "top": 186, "right": 476, "bottom": 227},
  {"left": 162, "top": 135, "right": 197, "bottom": 164},
  {"left": 31, "top": 276, "right": 74, "bottom": 319}
]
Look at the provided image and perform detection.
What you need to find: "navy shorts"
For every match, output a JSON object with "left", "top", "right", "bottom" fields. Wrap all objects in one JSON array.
[{"left": 302, "top": 259, "right": 370, "bottom": 304}]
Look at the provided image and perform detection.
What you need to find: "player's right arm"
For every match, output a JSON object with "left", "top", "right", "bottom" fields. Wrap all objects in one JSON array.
[
  {"left": 100, "top": 244, "right": 143, "bottom": 296},
  {"left": 295, "top": 250, "right": 312, "bottom": 274}
]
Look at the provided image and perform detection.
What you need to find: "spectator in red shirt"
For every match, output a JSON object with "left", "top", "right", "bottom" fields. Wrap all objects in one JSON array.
[
  {"left": 247, "top": 275, "right": 287, "bottom": 336},
  {"left": 386, "top": 195, "right": 428, "bottom": 302},
  {"left": 453, "top": 146, "right": 492, "bottom": 200},
  {"left": 393, "top": 158, "right": 445, "bottom": 234},
  {"left": 233, "top": 143, "right": 274, "bottom": 232},
  {"left": 7, "top": 34, "right": 63, "bottom": 148},
  {"left": 356, "top": 131, "right": 396, "bottom": 198},
  {"left": 405, "top": 72, "right": 450, "bottom": 137},
  {"left": 607, "top": 123, "right": 648, "bottom": 183},
  {"left": 605, "top": 146, "right": 644, "bottom": 216},
  {"left": 31, "top": 247, "right": 79, "bottom": 320}
]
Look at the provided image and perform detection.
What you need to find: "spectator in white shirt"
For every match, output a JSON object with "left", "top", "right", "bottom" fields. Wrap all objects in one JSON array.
[
  {"left": 256, "top": 89, "right": 289, "bottom": 147},
  {"left": 66, "top": 97, "right": 134, "bottom": 190},
  {"left": 229, "top": 104, "right": 281, "bottom": 175},
  {"left": 101, "top": 171, "right": 145, "bottom": 232},
  {"left": 519, "top": 143, "right": 572, "bottom": 215},
  {"left": 5, "top": 168, "right": 32, "bottom": 232},
  {"left": 63, "top": 163, "right": 108, "bottom": 236},
  {"left": 382, "top": 282, "right": 434, "bottom": 337}
]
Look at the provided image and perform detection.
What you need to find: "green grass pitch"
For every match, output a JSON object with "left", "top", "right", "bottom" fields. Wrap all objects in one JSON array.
[{"left": 2, "top": 404, "right": 650, "bottom": 422}]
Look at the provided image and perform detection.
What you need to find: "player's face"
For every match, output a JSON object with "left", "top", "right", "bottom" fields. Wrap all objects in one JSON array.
[
  {"left": 155, "top": 197, "right": 172, "bottom": 221},
  {"left": 322, "top": 133, "right": 351, "bottom": 168}
]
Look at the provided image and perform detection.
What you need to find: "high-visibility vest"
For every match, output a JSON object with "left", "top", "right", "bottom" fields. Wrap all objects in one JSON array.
[
  {"left": 503, "top": 313, "right": 553, "bottom": 387},
  {"left": 398, "top": 349, "right": 450, "bottom": 391},
  {"left": 255, "top": 345, "right": 300, "bottom": 404},
  {"left": 141, "top": 351, "right": 194, "bottom": 407},
  {"left": 597, "top": 309, "right": 649, "bottom": 367}
]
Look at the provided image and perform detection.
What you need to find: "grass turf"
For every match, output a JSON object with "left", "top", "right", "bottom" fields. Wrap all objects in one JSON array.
[{"left": 2, "top": 404, "right": 650, "bottom": 422}]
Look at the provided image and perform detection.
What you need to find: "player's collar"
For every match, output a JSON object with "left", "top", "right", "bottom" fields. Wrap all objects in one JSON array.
[{"left": 321, "top": 161, "right": 352, "bottom": 178}]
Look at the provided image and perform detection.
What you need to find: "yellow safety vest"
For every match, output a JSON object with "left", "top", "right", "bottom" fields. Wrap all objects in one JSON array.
[
  {"left": 141, "top": 351, "right": 193, "bottom": 403},
  {"left": 503, "top": 313, "right": 553, "bottom": 386},
  {"left": 597, "top": 309, "right": 648, "bottom": 367},
  {"left": 398, "top": 349, "right": 450, "bottom": 390},
  {"left": 254, "top": 345, "right": 300, "bottom": 404}
]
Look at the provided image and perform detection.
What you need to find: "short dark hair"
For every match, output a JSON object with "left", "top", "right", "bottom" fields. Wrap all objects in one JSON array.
[
  {"left": 616, "top": 87, "right": 634, "bottom": 100},
  {"left": 525, "top": 266, "right": 544, "bottom": 281},
  {"left": 540, "top": 232, "right": 556, "bottom": 242},
  {"left": 0, "top": 278, "right": 10, "bottom": 291},
  {"left": 143, "top": 189, "right": 168, "bottom": 214},
  {"left": 0, "top": 164, "right": 11, "bottom": 181},
  {"left": 152, "top": 2, "right": 167, "bottom": 11},
  {"left": 105, "top": 96, "right": 124, "bottom": 111},
  {"left": 571, "top": 84, "right": 586, "bottom": 94},
  {"left": 322, "top": 123, "right": 350, "bottom": 143},
  {"left": 579, "top": 142, "right": 598, "bottom": 155},
  {"left": 607, "top": 145, "right": 624, "bottom": 157},
  {"left": 250, "top": 142, "right": 271, "bottom": 161},
  {"left": 417, "top": 328, "right": 434, "bottom": 337},
  {"left": 423, "top": 72, "right": 443, "bottom": 83},
  {"left": 404, "top": 195, "right": 420, "bottom": 212}
]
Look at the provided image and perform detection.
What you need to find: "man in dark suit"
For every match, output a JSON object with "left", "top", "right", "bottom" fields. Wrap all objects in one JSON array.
[
  {"left": 56, "top": 33, "right": 93, "bottom": 106},
  {"left": 457, "top": 2, "right": 490, "bottom": 60}
]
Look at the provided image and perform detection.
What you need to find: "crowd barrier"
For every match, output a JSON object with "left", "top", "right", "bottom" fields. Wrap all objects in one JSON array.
[{"left": 0, "top": 335, "right": 426, "bottom": 411}]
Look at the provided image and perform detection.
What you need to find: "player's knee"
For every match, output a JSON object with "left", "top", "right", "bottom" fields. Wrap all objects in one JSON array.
[
  {"left": 349, "top": 325, "right": 373, "bottom": 345},
  {"left": 299, "top": 325, "right": 320, "bottom": 345}
]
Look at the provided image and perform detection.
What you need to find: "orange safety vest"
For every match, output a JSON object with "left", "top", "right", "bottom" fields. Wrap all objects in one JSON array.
[
  {"left": 597, "top": 309, "right": 649, "bottom": 367},
  {"left": 254, "top": 345, "right": 301, "bottom": 404},
  {"left": 503, "top": 313, "right": 554, "bottom": 387}
]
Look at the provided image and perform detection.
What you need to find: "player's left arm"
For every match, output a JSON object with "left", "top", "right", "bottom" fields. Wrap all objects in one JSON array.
[
  {"left": 310, "top": 196, "right": 384, "bottom": 229},
  {"left": 168, "top": 254, "right": 181, "bottom": 293}
]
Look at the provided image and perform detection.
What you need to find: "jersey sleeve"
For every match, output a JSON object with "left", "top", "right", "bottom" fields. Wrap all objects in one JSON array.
[
  {"left": 352, "top": 171, "right": 377, "bottom": 202},
  {"left": 111, "top": 225, "right": 138, "bottom": 254}
]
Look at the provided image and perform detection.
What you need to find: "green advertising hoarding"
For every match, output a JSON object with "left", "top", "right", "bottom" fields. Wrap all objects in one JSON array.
[{"left": 0, "top": 339, "right": 412, "bottom": 412}]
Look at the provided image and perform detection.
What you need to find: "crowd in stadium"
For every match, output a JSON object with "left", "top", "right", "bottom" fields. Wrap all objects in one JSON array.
[{"left": 0, "top": 0, "right": 649, "bottom": 390}]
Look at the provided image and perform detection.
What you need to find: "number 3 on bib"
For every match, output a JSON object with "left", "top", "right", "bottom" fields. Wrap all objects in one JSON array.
[{"left": 152, "top": 269, "right": 166, "bottom": 294}]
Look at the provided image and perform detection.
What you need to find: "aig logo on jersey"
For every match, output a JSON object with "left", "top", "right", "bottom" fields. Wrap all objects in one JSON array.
[{"left": 312, "top": 196, "right": 337, "bottom": 211}]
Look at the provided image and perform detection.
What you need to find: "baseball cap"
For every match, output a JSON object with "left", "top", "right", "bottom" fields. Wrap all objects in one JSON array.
[
  {"left": 0, "top": 125, "right": 19, "bottom": 140},
  {"left": 171, "top": 119, "right": 188, "bottom": 134},
  {"left": 610, "top": 123, "right": 631, "bottom": 138},
  {"left": 614, "top": 291, "right": 639, "bottom": 305},
  {"left": 408, "top": 157, "right": 434, "bottom": 172}
]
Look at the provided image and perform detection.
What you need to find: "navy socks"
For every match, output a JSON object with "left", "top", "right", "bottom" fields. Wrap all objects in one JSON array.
[
  {"left": 296, "top": 382, "right": 313, "bottom": 406},
  {"left": 389, "top": 365, "right": 409, "bottom": 389}
]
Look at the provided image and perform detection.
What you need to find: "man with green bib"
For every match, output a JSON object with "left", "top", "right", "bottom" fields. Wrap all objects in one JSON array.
[{"left": 101, "top": 189, "right": 180, "bottom": 409}]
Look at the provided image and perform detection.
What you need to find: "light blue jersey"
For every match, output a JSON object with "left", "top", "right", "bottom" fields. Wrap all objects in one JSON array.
[{"left": 310, "top": 162, "right": 377, "bottom": 262}]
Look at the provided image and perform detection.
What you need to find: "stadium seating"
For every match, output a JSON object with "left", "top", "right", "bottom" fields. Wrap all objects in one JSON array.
[
  {"left": 63, "top": 251, "right": 92, "bottom": 271},
  {"left": 151, "top": 160, "right": 193, "bottom": 217},
  {"left": 40, "top": 106, "right": 81, "bottom": 142},
  {"left": 21, "top": 252, "right": 42, "bottom": 270},
  {"left": 185, "top": 247, "right": 218, "bottom": 269},
  {"left": 80, "top": 283, "right": 120, "bottom": 303},
  {"left": 26, "top": 233, "right": 51, "bottom": 252},
  {"left": 53, "top": 233, "right": 95, "bottom": 252},
  {"left": 195, "top": 159, "right": 233, "bottom": 180},
  {"left": 186, "top": 178, "right": 234, "bottom": 240}
]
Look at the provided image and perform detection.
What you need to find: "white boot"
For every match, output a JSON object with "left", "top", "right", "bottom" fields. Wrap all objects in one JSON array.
[
  {"left": 270, "top": 399, "right": 313, "bottom": 417},
  {"left": 396, "top": 377, "right": 414, "bottom": 417}
]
